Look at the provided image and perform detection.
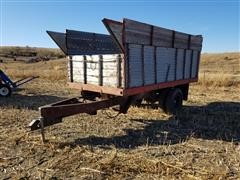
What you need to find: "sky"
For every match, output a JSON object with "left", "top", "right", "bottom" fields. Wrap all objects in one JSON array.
[{"left": 0, "top": 0, "right": 239, "bottom": 53}]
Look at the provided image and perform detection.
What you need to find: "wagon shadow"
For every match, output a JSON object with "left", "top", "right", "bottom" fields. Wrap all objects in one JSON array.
[
  {"left": 61, "top": 101, "right": 240, "bottom": 149},
  {"left": 0, "top": 94, "right": 65, "bottom": 110}
]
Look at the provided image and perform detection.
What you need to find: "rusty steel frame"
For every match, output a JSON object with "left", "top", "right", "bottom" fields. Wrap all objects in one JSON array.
[
  {"left": 29, "top": 96, "right": 127, "bottom": 142},
  {"left": 29, "top": 96, "right": 128, "bottom": 134},
  {"left": 40, "top": 97, "right": 124, "bottom": 119},
  {"left": 123, "top": 78, "right": 197, "bottom": 96},
  {"left": 68, "top": 78, "right": 197, "bottom": 97}
]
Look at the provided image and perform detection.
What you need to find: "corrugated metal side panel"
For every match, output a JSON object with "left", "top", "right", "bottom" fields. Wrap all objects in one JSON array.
[
  {"left": 184, "top": 50, "right": 192, "bottom": 79},
  {"left": 191, "top": 50, "right": 199, "bottom": 78},
  {"left": 176, "top": 49, "right": 184, "bottom": 80},
  {"left": 144, "top": 46, "right": 155, "bottom": 85},
  {"left": 156, "top": 47, "right": 176, "bottom": 83},
  {"left": 128, "top": 44, "right": 143, "bottom": 87}
]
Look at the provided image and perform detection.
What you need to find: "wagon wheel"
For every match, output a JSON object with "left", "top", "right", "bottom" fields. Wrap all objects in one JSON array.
[
  {"left": 164, "top": 88, "right": 183, "bottom": 115},
  {"left": 0, "top": 84, "right": 12, "bottom": 97}
]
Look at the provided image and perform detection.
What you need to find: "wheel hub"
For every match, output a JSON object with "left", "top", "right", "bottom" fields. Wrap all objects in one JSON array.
[{"left": 0, "top": 86, "right": 9, "bottom": 96}]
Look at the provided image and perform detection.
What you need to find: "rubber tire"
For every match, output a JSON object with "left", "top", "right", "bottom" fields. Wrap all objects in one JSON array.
[
  {"left": 164, "top": 88, "right": 183, "bottom": 115},
  {"left": 158, "top": 89, "right": 169, "bottom": 109},
  {"left": 0, "top": 84, "right": 12, "bottom": 97}
]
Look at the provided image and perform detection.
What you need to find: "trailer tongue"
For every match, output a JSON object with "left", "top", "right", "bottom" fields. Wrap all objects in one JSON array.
[
  {"left": 29, "top": 18, "right": 202, "bottom": 142},
  {"left": 29, "top": 95, "right": 137, "bottom": 142}
]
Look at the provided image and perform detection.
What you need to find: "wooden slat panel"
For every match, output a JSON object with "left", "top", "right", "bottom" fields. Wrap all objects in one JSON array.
[
  {"left": 166, "top": 48, "right": 176, "bottom": 81},
  {"left": 190, "top": 35, "right": 203, "bottom": 51},
  {"left": 176, "top": 49, "right": 184, "bottom": 80},
  {"left": 191, "top": 50, "right": 199, "bottom": 78},
  {"left": 103, "top": 77, "right": 118, "bottom": 87},
  {"left": 153, "top": 26, "right": 173, "bottom": 47},
  {"left": 123, "top": 18, "right": 202, "bottom": 51},
  {"left": 124, "top": 19, "right": 151, "bottom": 45},
  {"left": 184, "top": 50, "right": 192, "bottom": 79},
  {"left": 70, "top": 54, "right": 123, "bottom": 88},
  {"left": 174, "top": 32, "right": 189, "bottom": 49},
  {"left": 128, "top": 44, "right": 143, "bottom": 87},
  {"left": 72, "top": 60, "right": 83, "bottom": 83},
  {"left": 156, "top": 47, "right": 176, "bottom": 83},
  {"left": 144, "top": 46, "right": 155, "bottom": 85}
]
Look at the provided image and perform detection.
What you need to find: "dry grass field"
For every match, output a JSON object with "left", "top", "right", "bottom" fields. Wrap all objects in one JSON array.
[{"left": 0, "top": 51, "right": 240, "bottom": 179}]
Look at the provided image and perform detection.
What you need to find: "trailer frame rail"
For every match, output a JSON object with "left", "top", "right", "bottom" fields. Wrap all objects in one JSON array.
[{"left": 28, "top": 95, "right": 135, "bottom": 141}]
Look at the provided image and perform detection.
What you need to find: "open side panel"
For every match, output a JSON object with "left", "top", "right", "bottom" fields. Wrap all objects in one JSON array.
[
  {"left": 47, "top": 31, "right": 67, "bottom": 54},
  {"left": 47, "top": 30, "right": 122, "bottom": 55},
  {"left": 102, "top": 18, "right": 124, "bottom": 52},
  {"left": 66, "top": 30, "right": 121, "bottom": 55}
]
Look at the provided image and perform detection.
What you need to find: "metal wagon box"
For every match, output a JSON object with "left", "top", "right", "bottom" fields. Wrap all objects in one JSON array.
[
  {"left": 30, "top": 18, "right": 203, "bottom": 140},
  {"left": 48, "top": 18, "right": 202, "bottom": 96}
]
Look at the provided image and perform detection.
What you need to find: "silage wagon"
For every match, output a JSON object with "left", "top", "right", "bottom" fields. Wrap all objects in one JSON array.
[{"left": 29, "top": 18, "right": 203, "bottom": 139}]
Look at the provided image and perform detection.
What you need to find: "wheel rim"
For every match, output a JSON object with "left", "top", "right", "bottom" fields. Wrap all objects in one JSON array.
[{"left": 0, "top": 86, "right": 10, "bottom": 96}]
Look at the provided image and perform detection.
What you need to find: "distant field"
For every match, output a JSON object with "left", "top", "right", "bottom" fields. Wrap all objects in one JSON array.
[
  {"left": 0, "top": 46, "right": 64, "bottom": 63},
  {"left": 1, "top": 48, "right": 239, "bottom": 88},
  {"left": 199, "top": 52, "right": 240, "bottom": 87},
  {"left": 0, "top": 48, "right": 240, "bottom": 179}
]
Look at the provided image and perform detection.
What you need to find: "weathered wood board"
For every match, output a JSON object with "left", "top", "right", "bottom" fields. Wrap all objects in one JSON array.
[
  {"left": 123, "top": 18, "right": 203, "bottom": 51},
  {"left": 69, "top": 54, "right": 124, "bottom": 88},
  {"left": 126, "top": 44, "right": 200, "bottom": 88},
  {"left": 143, "top": 46, "right": 155, "bottom": 85}
]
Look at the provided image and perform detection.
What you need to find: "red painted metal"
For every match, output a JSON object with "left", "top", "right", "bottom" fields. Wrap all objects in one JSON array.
[
  {"left": 68, "top": 77, "right": 198, "bottom": 97},
  {"left": 29, "top": 96, "right": 127, "bottom": 131},
  {"left": 123, "top": 78, "right": 198, "bottom": 96},
  {"left": 122, "top": 19, "right": 127, "bottom": 89},
  {"left": 40, "top": 97, "right": 125, "bottom": 120}
]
